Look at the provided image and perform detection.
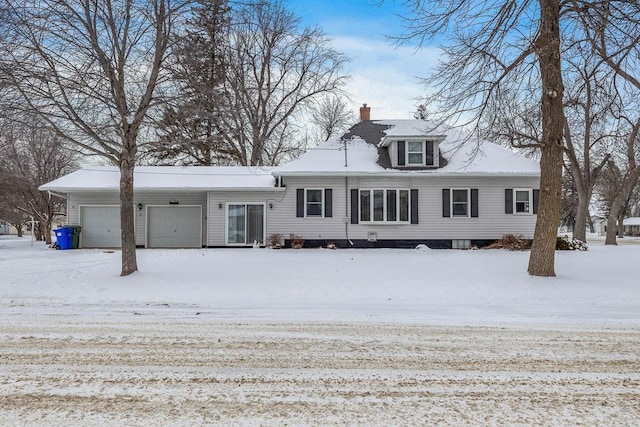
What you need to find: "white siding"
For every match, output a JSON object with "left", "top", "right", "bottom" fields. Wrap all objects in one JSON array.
[
  {"left": 269, "top": 175, "right": 539, "bottom": 242},
  {"left": 206, "top": 190, "right": 284, "bottom": 246}
]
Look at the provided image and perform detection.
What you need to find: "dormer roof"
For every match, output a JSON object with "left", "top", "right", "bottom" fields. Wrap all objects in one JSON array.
[{"left": 273, "top": 119, "right": 540, "bottom": 177}]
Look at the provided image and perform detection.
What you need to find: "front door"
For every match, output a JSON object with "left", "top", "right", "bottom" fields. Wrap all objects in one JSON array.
[{"left": 227, "top": 204, "right": 264, "bottom": 246}]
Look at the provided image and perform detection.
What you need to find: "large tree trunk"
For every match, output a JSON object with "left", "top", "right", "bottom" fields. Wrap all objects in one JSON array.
[
  {"left": 573, "top": 187, "right": 591, "bottom": 242},
  {"left": 617, "top": 215, "right": 625, "bottom": 238},
  {"left": 43, "top": 220, "right": 52, "bottom": 245},
  {"left": 119, "top": 153, "right": 138, "bottom": 276},
  {"left": 604, "top": 206, "right": 622, "bottom": 245},
  {"left": 528, "top": 0, "right": 564, "bottom": 277}
]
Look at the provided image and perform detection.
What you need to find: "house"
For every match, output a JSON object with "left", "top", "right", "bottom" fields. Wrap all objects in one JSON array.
[
  {"left": 0, "top": 221, "right": 10, "bottom": 235},
  {"left": 39, "top": 107, "right": 540, "bottom": 249},
  {"left": 623, "top": 217, "right": 640, "bottom": 236}
]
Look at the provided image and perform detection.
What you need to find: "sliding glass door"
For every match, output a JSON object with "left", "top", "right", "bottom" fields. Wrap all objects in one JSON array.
[{"left": 227, "top": 204, "right": 264, "bottom": 245}]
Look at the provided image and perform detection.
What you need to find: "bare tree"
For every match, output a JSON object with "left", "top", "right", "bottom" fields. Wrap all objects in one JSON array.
[
  {"left": 0, "top": 199, "right": 29, "bottom": 237},
  {"left": 597, "top": 158, "right": 640, "bottom": 239},
  {"left": 223, "top": 1, "right": 349, "bottom": 166},
  {"left": 0, "top": 118, "right": 76, "bottom": 244},
  {"left": 398, "top": 1, "right": 565, "bottom": 276},
  {"left": 574, "top": 1, "right": 640, "bottom": 245},
  {"left": 0, "top": 0, "right": 183, "bottom": 275},
  {"left": 309, "top": 96, "right": 354, "bottom": 142},
  {"left": 560, "top": 47, "right": 614, "bottom": 242}
]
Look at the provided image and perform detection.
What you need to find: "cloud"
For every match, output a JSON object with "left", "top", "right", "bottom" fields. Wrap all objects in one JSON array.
[{"left": 330, "top": 35, "right": 442, "bottom": 119}]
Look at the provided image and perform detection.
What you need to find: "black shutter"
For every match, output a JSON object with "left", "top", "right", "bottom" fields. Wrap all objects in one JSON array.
[
  {"left": 411, "top": 189, "right": 419, "bottom": 224},
  {"left": 426, "top": 141, "right": 434, "bottom": 166},
  {"left": 442, "top": 189, "right": 450, "bottom": 217},
  {"left": 397, "top": 141, "right": 406, "bottom": 166},
  {"left": 296, "top": 189, "right": 304, "bottom": 217},
  {"left": 471, "top": 189, "right": 479, "bottom": 217},
  {"left": 350, "top": 189, "right": 359, "bottom": 224},
  {"left": 324, "top": 189, "right": 332, "bottom": 217},
  {"left": 533, "top": 189, "right": 540, "bottom": 214},
  {"left": 505, "top": 189, "right": 513, "bottom": 214}
]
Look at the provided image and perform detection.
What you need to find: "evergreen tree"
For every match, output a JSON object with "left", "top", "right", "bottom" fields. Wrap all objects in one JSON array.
[{"left": 153, "top": 0, "right": 236, "bottom": 165}]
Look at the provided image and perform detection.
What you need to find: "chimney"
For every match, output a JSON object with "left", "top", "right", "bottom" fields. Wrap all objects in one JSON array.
[{"left": 359, "top": 103, "right": 371, "bottom": 121}]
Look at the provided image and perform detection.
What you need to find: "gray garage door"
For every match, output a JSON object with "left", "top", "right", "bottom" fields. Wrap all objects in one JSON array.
[
  {"left": 80, "top": 206, "right": 121, "bottom": 248},
  {"left": 147, "top": 206, "right": 202, "bottom": 248}
]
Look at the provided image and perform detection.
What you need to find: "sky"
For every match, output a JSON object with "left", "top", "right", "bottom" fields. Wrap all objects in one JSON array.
[{"left": 286, "top": 0, "right": 441, "bottom": 120}]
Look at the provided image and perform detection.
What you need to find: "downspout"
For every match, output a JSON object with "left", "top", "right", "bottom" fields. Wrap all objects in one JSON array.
[{"left": 345, "top": 176, "right": 353, "bottom": 246}]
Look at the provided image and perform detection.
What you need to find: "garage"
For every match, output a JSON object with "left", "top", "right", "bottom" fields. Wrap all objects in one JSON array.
[
  {"left": 80, "top": 206, "right": 121, "bottom": 248},
  {"left": 146, "top": 205, "right": 202, "bottom": 248}
]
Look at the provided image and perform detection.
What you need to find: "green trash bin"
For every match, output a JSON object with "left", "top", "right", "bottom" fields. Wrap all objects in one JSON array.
[{"left": 69, "top": 225, "right": 82, "bottom": 249}]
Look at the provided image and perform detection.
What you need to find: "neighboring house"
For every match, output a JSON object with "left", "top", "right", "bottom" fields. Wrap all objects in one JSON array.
[
  {"left": 623, "top": 217, "right": 640, "bottom": 236},
  {"left": 39, "top": 108, "right": 540, "bottom": 249},
  {"left": 597, "top": 217, "right": 640, "bottom": 236},
  {"left": 0, "top": 221, "right": 10, "bottom": 235}
]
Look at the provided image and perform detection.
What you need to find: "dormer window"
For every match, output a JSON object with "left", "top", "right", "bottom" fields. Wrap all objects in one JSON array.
[
  {"left": 407, "top": 142, "right": 424, "bottom": 165},
  {"left": 397, "top": 140, "right": 436, "bottom": 167}
]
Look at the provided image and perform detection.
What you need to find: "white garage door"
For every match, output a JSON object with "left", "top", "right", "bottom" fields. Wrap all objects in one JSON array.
[
  {"left": 147, "top": 206, "right": 202, "bottom": 248},
  {"left": 80, "top": 206, "right": 121, "bottom": 248}
]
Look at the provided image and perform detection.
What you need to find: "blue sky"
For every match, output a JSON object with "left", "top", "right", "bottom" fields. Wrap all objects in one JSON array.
[{"left": 286, "top": 0, "right": 440, "bottom": 120}]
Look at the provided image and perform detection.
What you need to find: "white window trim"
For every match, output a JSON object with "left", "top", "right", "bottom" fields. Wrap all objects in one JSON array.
[
  {"left": 407, "top": 141, "right": 424, "bottom": 166},
  {"left": 359, "top": 189, "right": 410, "bottom": 224},
  {"left": 305, "top": 188, "right": 324, "bottom": 218},
  {"left": 450, "top": 188, "right": 470, "bottom": 218},
  {"left": 513, "top": 188, "right": 533, "bottom": 215},
  {"left": 398, "top": 140, "right": 438, "bottom": 167},
  {"left": 224, "top": 202, "right": 266, "bottom": 246}
]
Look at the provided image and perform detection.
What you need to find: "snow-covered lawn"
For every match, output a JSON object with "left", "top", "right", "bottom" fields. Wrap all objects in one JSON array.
[
  {"left": 1, "top": 235, "right": 639, "bottom": 425},
  {"left": 1, "top": 234, "right": 639, "bottom": 325}
]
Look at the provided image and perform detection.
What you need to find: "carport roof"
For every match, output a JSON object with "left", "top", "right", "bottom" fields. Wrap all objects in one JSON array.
[{"left": 39, "top": 166, "right": 278, "bottom": 192}]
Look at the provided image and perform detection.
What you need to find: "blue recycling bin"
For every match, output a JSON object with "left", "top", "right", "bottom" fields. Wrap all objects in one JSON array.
[{"left": 54, "top": 227, "right": 73, "bottom": 250}]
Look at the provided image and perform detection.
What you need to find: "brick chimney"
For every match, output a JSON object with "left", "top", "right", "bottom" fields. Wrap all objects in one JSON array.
[{"left": 359, "top": 103, "right": 371, "bottom": 121}]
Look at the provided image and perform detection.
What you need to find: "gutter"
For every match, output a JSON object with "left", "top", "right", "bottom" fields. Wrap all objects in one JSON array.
[
  {"left": 273, "top": 171, "right": 541, "bottom": 178},
  {"left": 46, "top": 190, "right": 68, "bottom": 199}
]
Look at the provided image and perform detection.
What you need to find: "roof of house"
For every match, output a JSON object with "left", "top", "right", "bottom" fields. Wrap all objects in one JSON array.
[
  {"left": 39, "top": 166, "right": 278, "bottom": 192},
  {"left": 273, "top": 119, "right": 540, "bottom": 177},
  {"left": 623, "top": 217, "right": 640, "bottom": 226}
]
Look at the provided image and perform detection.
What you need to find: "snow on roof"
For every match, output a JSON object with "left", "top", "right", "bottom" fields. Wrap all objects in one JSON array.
[
  {"left": 39, "top": 166, "right": 278, "bottom": 192},
  {"left": 274, "top": 119, "right": 540, "bottom": 176},
  {"left": 623, "top": 217, "right": 640, "bottom": 226},
  {"left": 376, "top": 119, "right": 448, "bottom": 140}
]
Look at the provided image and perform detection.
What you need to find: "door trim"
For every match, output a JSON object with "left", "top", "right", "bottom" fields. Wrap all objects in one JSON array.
[{"left": 224, "top": 202, "right": 266, "bottom": 246}]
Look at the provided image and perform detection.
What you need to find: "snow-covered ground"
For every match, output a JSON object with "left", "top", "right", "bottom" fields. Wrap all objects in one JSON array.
[
  {"left": 1, "top": 235, "right": 639, "bottom": 425},
  {"left": 1, "top": 234, "right": 639, "bottom": 325}
]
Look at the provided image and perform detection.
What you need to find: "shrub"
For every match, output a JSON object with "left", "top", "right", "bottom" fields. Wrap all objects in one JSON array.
[
  {"left": 266, "top": 233, "right": 283, "bottom": 248},
  {"left": 556, "top": 235, "right": 588, "bottom": 251},
  {"left": 291, "top": 235, "right": 304, "bottom": 249},
  {"left": 485, "top": 234, "right": 531, "bottom": 250}
]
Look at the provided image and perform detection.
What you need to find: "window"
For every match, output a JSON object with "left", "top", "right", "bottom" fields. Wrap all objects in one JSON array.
[
  {"left": 360, "top": 189, "right": 410, "bottom": 223},
  {"left": 514, "top": 189, "right": 532, "bottom": 214},
  {"left": 305, "top": 189, "right": 323, "bottom": 217},
  {"left": 505, "top": 188, "right": 537, "bottom": 215},
  {"left": 398, "top": 141, "right": 437, "bottom": 167},
  {"left": 451, "top": 189, "right": 469, "bottom": 217},
  {"left": 407, "top": 142, "right": 424, "bottom": 165}
]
